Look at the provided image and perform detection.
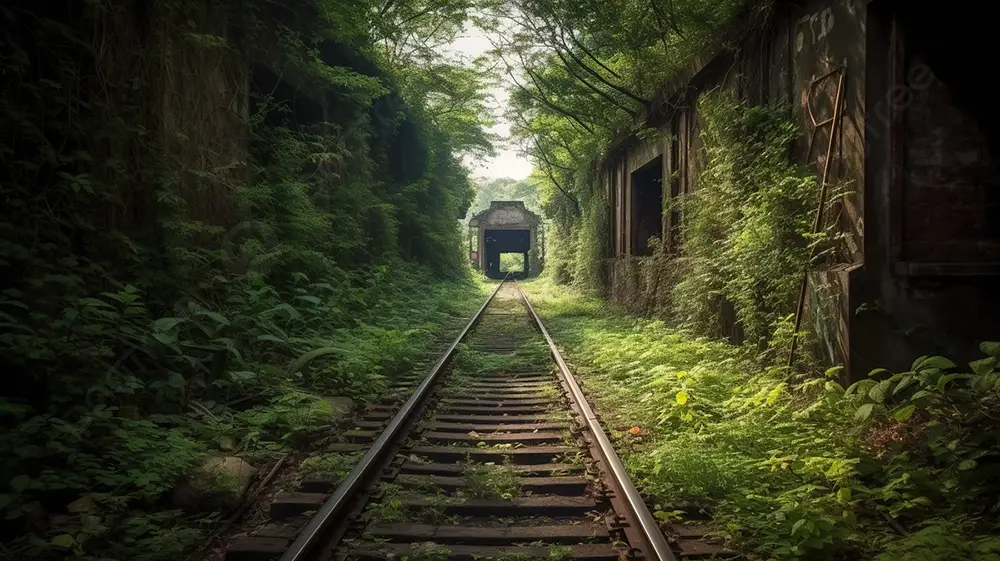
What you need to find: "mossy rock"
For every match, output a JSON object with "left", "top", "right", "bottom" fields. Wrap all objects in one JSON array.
[
  {"left": 172, "top": 456, "right": 257, "bottom": 512},
  {"left": 322, "top": 396, "right": 355, "bottom": 422}
]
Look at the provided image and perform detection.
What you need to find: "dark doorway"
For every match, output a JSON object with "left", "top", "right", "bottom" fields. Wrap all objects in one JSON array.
[
  {"left": 484, "top": 229, "right": 530, "bottom": 279},
  {"left": 630, "top": 156, "right": 664, "bottom": 256},
  {"left": 892, "top": 0, "right": 1000, "bottom": 261}
]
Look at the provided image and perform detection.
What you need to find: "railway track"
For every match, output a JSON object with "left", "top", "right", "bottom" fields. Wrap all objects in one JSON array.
[{"left": 224, "top": 278, "right": 732, "bottom": 561}]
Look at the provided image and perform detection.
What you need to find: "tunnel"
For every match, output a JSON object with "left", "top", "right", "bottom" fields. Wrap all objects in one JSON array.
[{"left": 484, "top": 229, "right": 530, "bottom": 279}]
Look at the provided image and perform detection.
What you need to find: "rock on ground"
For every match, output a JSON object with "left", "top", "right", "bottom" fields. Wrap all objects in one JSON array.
[
  {"left": 172, "top": 456, "right": 257, "bottom": 512},
  {"left": 323, "top": 396, "right": 355, "bottom": 422}
]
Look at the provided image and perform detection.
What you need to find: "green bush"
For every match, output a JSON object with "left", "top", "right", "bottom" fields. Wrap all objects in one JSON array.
[
  {"left": 524, "top": 279, "right": 1000, "bottom": 561},
  {"left": 0, "top": 1, "right": 486, "bottom": 557},
  {"left": 673, "top": 93, "right": 821, "bottom": 345}
]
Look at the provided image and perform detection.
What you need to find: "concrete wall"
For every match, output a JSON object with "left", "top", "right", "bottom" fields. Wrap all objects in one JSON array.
[{"left": 470, "top": 201, "right": 543, "bottom": 277}]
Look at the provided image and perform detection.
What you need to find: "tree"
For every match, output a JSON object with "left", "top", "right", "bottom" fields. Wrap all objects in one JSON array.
[{"left": 475, "top": 0, "right": 745, "bottom": 282}]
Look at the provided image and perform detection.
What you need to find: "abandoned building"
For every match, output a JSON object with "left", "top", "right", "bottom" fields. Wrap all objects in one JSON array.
[
  {"left": 469, "top": 201, "right": 543, "bottom": 279},
  {"left": 603, "top": 0, "right": 999, "bottom": 379}
]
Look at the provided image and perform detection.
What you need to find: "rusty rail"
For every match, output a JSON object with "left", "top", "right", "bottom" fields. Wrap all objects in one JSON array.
[
  {"left": 278, "top": 274, "right": 510, "bottom": 561},
  {"left": 224, "top": 273, "right": 705, "bottom": 561},
  {"left": 514, "top": 280, "right": 678, "bottom": 561}
]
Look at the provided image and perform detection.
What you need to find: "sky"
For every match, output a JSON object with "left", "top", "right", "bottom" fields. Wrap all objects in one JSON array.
[{"left": 448, "top": 25, "right": 533, "bottom": 180}]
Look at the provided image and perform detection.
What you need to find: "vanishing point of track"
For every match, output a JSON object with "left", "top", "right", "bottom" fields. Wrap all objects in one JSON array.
[{"left": 225, "top": 278, "right": 720, "bottom": 561}]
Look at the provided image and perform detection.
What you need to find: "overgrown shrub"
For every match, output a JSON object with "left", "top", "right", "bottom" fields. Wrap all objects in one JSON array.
[
  {"left": 673, "top": 92, "right": 820, "bottom": 346},
  {"left": 0, "top": 1, "right": 485, "bottom": 558},
  {"left": 526, "top": 279, "right": 1000, "bottom": 561}
]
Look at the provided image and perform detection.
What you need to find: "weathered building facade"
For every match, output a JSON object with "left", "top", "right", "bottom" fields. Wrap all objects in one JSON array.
[
  {"left": 469, "top": 201, "right": 544, "bottom": 279},
  {"left": 604, "top": 0, "right": 999, "bottom": 378}
]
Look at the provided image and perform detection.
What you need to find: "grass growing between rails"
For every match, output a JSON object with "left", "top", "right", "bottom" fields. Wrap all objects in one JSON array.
[{"left": 521, "top": 278, "right": 1000, "bottom": 561}]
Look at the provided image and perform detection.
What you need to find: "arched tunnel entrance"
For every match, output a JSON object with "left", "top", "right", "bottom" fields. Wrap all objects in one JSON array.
[{"left": 484, "top": 229, "right": 530, "bottom": 279}]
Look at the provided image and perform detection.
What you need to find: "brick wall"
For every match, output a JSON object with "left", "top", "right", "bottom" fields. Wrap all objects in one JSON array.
[{"left": 902, "top": 55, "right": 1000, "bottom": 263}]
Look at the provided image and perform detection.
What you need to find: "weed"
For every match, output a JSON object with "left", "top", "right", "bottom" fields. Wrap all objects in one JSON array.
[
  {"left": 497, "top": 551, "right": 535, "bottom": 561},
  {"left": 462, "top": 459, "right": 521, "bottom": 500},
  {"left": 523, "top": 278, "right": 1000, "bottom": 561},
  {"left": 417, "top": 493, "right": 457, "bottom": 524},
  {"left": 453, "top": 342, "right": 552, "bottom": 375},
  {"left": 548, "top": 544, "right": 573, "bottom": 561},
  {"left": 404, "top": 542, "right": 451, "bottom": 561},
  {"left": 299, "top": 452, "right": 361, "bottom": 484},
  {"left": 367, "top": 484, "right": 406, "bottom": 523}
]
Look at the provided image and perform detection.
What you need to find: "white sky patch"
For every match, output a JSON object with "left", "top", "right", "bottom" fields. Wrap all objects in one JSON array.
[{"left": 445, "top": 24, "right": 533, "bottom": 180}]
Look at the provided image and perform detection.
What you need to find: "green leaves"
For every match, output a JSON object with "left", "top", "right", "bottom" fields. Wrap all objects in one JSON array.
[
  {"left": 854, "top": 403, "right": 875, "bottom": 422},
  {"left": 671, "top": 92, "right": 821, "bottom": 345},
  {"left": 50, "top": 533, "right": 77, "bottom": 549},
  {"left": 912, "top": 355, "right": 957, "bottom": 372},
  {"left": 286, "top": 346, "right": 348, "bottom": 377},
  {"left": 197, "top": 310, "right": 231, "bottom": 327},
  {"left": 969, "top": 357, "right": 996, "bottom": 376},
  {"left": 256, "top": 334, "right": 287, "bottom": 344},
  {"left": 9, "top": 474, "right": 31, "bottom": 493},
  {"left": 892, "top": 404, "right": 916, "bottom": 422},
  {"left": 531, "top": 277, "right": 1000, "bottom": 561},
  {"left": 153, "top": 317, "right": 186, "bottom": 332}
]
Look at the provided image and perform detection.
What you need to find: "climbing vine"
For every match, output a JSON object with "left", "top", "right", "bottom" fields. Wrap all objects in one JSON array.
[{"left": 673, "top": 92, "right": 823, "bottom": 348}]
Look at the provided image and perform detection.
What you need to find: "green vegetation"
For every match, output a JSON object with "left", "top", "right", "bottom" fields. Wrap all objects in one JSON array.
[
  {"left": 672, "top": 93, "right": 830, "bottom": 348},
  {"left": 0, "top": 0, "right": 492, "bottom": 558},
  {"left": 524, "top": 279, "right": 1000, "bottom": 561},
  {"left": 496, "top": 551, "right": 534, "bottom": 561},
  {"left": 299, "top": 452, "right": 363, "bottom": 484},
  {"left": 453, "top": 341, "right": 551, "bottom": 374},
  {"left": 405, "top": 542, "right": 452, "bottom": 561},
  {"left": 462, "top": 460, "right": 521, "bottom": 500},
  {"left": 486, "top": 0, "right": 747, "bottom": 291},
  {"left": 547, "top": 544, "right": 573, "bottom": 561},
  {"left": 367, "top": 483, "right": 456, "bottom": 525},
  {"left": 367, "top": 483, "right": 407, "bottom": 523}
]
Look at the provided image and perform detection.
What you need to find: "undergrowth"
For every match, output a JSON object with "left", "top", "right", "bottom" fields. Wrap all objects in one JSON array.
[
  {"left": 0, "top": 270, "right": 483, "bottom": 559},
  {"left": 0, "top": 1, "right": 489, "bottom": 558},
  {"left": 672, "top": 92, "right": 831, "bottom": 347},
  {"left": 299, "top": 452, "right": 363, "bottom": 485},
  {"left": 524, "top": 278, "right": 1000, "bottom": 561}
]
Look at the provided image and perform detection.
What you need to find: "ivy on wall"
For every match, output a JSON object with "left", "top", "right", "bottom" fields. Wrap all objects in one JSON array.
[{"left": 672, "top": 92, "right": 822, "bottom": 349}]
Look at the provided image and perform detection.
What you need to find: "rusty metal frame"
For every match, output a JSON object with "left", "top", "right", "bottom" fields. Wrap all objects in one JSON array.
[
  {"left": 515, "top": 280, "right": 678, "bottom": 561},
  {"left": 788, "top": 65, "right": 847, "bottom": 367}
]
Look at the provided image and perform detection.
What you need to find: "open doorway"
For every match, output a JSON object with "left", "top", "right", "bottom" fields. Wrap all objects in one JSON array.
[
  {"left": 630, "top": 156, "right": 664, "bottom": 256},
  {"left": 499, "top": 252, "right": 527, "bottom": 277}
]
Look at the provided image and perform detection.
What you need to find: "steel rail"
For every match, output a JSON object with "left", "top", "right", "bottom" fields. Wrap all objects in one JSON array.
[
  {"left": 280, "top": 275, "right": 511, "bottom": 561},
  {"left": 514, "top": 280, "right": 678, "bottom": 561}
]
